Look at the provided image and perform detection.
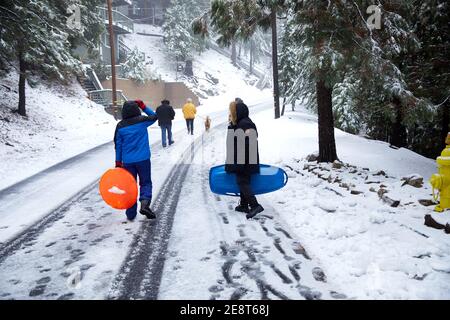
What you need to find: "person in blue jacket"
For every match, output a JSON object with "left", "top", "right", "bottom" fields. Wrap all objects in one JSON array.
[{"left": 114, "top": 100, "right": 158, "bottom": 221}]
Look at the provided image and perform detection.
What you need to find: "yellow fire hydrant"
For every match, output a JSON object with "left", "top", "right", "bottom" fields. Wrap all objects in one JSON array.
[{"left": 430, "top": 133, "right": 450, "bottom": 212}]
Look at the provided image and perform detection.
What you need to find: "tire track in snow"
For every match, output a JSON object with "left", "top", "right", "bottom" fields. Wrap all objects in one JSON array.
[
  {"left": 0, "top": 181, "right": 99, "bottom": 264},
  {"left": 190, "top": 131, "right": 346, "bottom": 300},
  {"left": 108, "top": 127, "right": 224, "bottom": 299}
]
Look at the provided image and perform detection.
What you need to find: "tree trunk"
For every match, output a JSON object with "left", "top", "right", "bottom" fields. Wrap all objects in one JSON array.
[
  {"left": 316, "top": 80, "right": 338, "bottom": 162},
  {"left": 18, "top": 52, "right": 27, "bottom": 117},
  {"left": 281, "top": 96, "right": 286, "bottom": 116},
  {"left": 390, "top": 97, "right": 407, "bottom": 148},
  {"left": 249, "top": 41, "right": 254, "bottom": 75},
  {"left": 184, "top": 59, "right": 193, "bottom": 77},
  {"left": 441, "top": 100, "right": 450, "bottom": 148},
  {"left": 271, "top": 9, "right": 280, "bottom": 119},
  {"left": 292, "top": 100, "right": 296, "bottom": 111},
  {"left": 231, "top": 40, "right": 237, "bottom": 66}
]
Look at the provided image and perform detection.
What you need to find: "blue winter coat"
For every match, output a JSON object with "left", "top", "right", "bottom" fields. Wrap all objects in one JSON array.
[{"left": 114, "top": 106, "right": 157, "bottom": 164}]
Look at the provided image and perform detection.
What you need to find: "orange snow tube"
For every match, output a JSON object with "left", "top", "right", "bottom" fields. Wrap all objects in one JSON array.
[{"left": 99, "top": 168, "right": 138, "bottom": 210}]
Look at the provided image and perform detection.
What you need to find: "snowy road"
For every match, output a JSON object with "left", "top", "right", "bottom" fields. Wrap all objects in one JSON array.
[
  {"left": 157, "top": 125, "right": 344, "bottom": 300},
  {"left": 2, "top": 102, "right": 323, "bottom": 300},
  {"left": 0, "top": 142, "right": 113, "bottom": 245}
]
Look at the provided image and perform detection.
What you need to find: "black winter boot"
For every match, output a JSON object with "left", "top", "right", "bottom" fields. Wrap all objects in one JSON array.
[
  {"left": 235, "top": 202, "right": 250, "bottom": 213},
  {"left": 246, "top": 204, "right": 264, "bottom": 219},
  {"left": 140, "top": 200, "right": 156, "bottom": 219}
]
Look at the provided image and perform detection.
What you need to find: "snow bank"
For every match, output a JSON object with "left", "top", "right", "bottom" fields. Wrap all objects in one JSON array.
[
  {"left": 0, "top": 71, "right": 116, "bottom": 189},
  {"left": 252, "top": 106, "right": 449, "bottom": 299},
  {"left": 254, "top": 107, "right": 436, "bottom": 179}
]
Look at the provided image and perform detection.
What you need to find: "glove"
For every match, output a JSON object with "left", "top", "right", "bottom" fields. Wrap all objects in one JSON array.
[
  {"left": 135, "top": 100, "right": 146, "bottom": 110},
  {"left": 115, "top": 161, "right": 123, "bottom": 168}
]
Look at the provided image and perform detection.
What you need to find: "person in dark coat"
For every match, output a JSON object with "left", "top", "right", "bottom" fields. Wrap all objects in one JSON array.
[
  {"left": 225, "top": 101, "right": 264, "bottom": 219},
  {"left": 114, "top": 100, "right": 158, "bottom": 221},
  {"left": 156, "top": 100, "right": 175, "bottom": 148}
]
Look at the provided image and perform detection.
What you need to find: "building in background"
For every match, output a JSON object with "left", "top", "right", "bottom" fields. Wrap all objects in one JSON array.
[{"left": 126, "top": 0, "right": 169, "bottom": 26}]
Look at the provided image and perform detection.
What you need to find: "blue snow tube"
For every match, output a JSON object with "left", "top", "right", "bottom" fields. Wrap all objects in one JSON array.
[{"left": 209, "top": 164, "right": 289, "bottom": 196}]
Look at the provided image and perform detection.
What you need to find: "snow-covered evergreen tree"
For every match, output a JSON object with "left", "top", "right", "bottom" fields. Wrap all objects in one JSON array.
[
  {"left": 163, "top": 0, "right": 208, "bottom": 63},
  {"left": 121, "top": 48, "right": 148, "bottom": 84},
  {"left": 278, "top": 1, "right": 420, "bottom": 160},
  {"left": 0, "top": 0, "right": 104, "bottom": 116}
]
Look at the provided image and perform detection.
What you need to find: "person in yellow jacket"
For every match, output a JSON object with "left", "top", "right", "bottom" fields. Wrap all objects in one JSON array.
[{"left": 182, "top": 98, "right": 197, "bottom": 135}]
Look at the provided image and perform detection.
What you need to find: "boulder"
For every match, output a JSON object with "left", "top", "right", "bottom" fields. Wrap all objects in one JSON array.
[
  {"left": 332, "top": 160, "right": 344, "bottom": 169},
  {"left": 306, "top": 153, "right": 319, "bottom": 162},
  {"left": 401, "top": 174, "right": 424, "bottom": 188},
  {"left": 418, "top": 199, "right": 437, "bottom": 207}
]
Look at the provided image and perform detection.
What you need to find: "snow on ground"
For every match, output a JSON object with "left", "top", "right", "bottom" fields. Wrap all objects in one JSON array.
[
  {"left": 159, "top": 125, "right": 341, "bottom": 300},
  {"left": 161, "top": 105, "right": 449, "bottom": 300},
  {"left": 254, "top": 106, "right": 436, "bottom": 180},
  {"left": 0, "top": 71, "right": 116, "bottom": 190},
  {"left": 122, "top": 24, "right": 272, "bottom": 113},
  {"left": 0, "top": 122, "right": 225, "bottom": 299},
  {"left": 251, "top": 107, "right": 450, "bottom": 299}
]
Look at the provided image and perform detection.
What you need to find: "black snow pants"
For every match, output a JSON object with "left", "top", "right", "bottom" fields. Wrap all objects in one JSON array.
[{"left": 236, "top": 173, "right": 259, "bottom": 208}]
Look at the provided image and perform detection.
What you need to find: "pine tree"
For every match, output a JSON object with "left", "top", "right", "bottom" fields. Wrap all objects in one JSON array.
[
  {"left": 163, "top": 0, "right": 208, "bottom": 75},
  {"left": 193, "top": 0, "right": 286, "bottom": 119},
  {"left": 0, "top": 0, "right": 104, "bottom": 116},
  {"left": 278, "top": 1, "right": 418, "bottom": 161},
  {"left": 121, "top": 48, "right": 148, "bottom": 84},
  {"left": 406, "top": 0, "right": 450, "bottom": 154}
]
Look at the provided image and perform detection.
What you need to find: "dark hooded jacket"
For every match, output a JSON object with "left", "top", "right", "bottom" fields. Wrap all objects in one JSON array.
[
  {"left": 156, "top": 100, "right": 176, "bottom": 126},
  {"left": 114, "top": 101, "right": 158, "bottom": 164},
  {"left": 225, "top": 103, "right": 260, "bottom": 174}
]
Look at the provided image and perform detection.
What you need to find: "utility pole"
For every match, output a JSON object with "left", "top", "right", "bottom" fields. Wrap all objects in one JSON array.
[
  {"left": 107, "top": 0, "right": 118, "bottom": 111},
  {"left": 271, "top": 9, "right": 280, "bottom": 119}
]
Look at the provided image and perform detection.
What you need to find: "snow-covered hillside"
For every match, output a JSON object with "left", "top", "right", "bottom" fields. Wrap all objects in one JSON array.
[
  {"left": 0, "top": 72, "right": 116, "bottom": 189},
  {"left": 255, "top": 107, "right": 449, "bottom": 299},
  {"left": 123, "top": 24, "right": 271, "bottom": 111}
]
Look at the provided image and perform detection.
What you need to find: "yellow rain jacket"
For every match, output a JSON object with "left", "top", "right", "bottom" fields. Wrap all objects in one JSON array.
[{"left": 182, "top": 102, "right": 197, "bottom": 120}]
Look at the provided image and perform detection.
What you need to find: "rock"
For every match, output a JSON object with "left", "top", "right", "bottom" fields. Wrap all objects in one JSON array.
[
  {"left": 401, "top": 174, "right": 424, "bottom": 188},
  {"left": 424, "top": 214, "right": 446, "bottom": 230},
  {"left": 332, "top": 160, "right": 344, "bottom": 169},
  {"left": 303, "top": 163, "right": 317, "bottom": 171},
  {"left": 306, "top": 153, "right": 319, "bottom": 162},
  {"left": 351, "top": 190, "right": 364, "bottom": 195},
  {"left": 377, "top": 188, "right": 388, "bottom": 198},
  {"left": 365, "top": 180, "right": 381, "bottom": 185},
  {"left": 374, "top": 170, "right": 387, "bottom": 176},
  {"left": 333, "top": 177, "right": 342, "bottom": 183},
  {"left": 380, "top": 194, "right": 400, "bottom": 207},
  {"left": 317, "top": 202, "right": 337, "bottom": 213},
  {"left": 369, "top": 187, "right": 377, "bottom": 193},
  {"left": 419, "top": 199, "right": 437, "bottom": 207}
]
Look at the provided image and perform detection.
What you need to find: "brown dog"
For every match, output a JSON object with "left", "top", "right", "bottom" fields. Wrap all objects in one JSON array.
[{"left": 205, "top": 116, "right": 211, "bottom": 132}]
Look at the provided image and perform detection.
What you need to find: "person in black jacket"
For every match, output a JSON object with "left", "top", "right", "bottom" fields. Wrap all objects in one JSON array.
[
  {"left": 225, "top": 101, "right": 264, "bottom": 219},
  {"left": 155, "top": 100, "right": 176, "bottom": 148}
]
